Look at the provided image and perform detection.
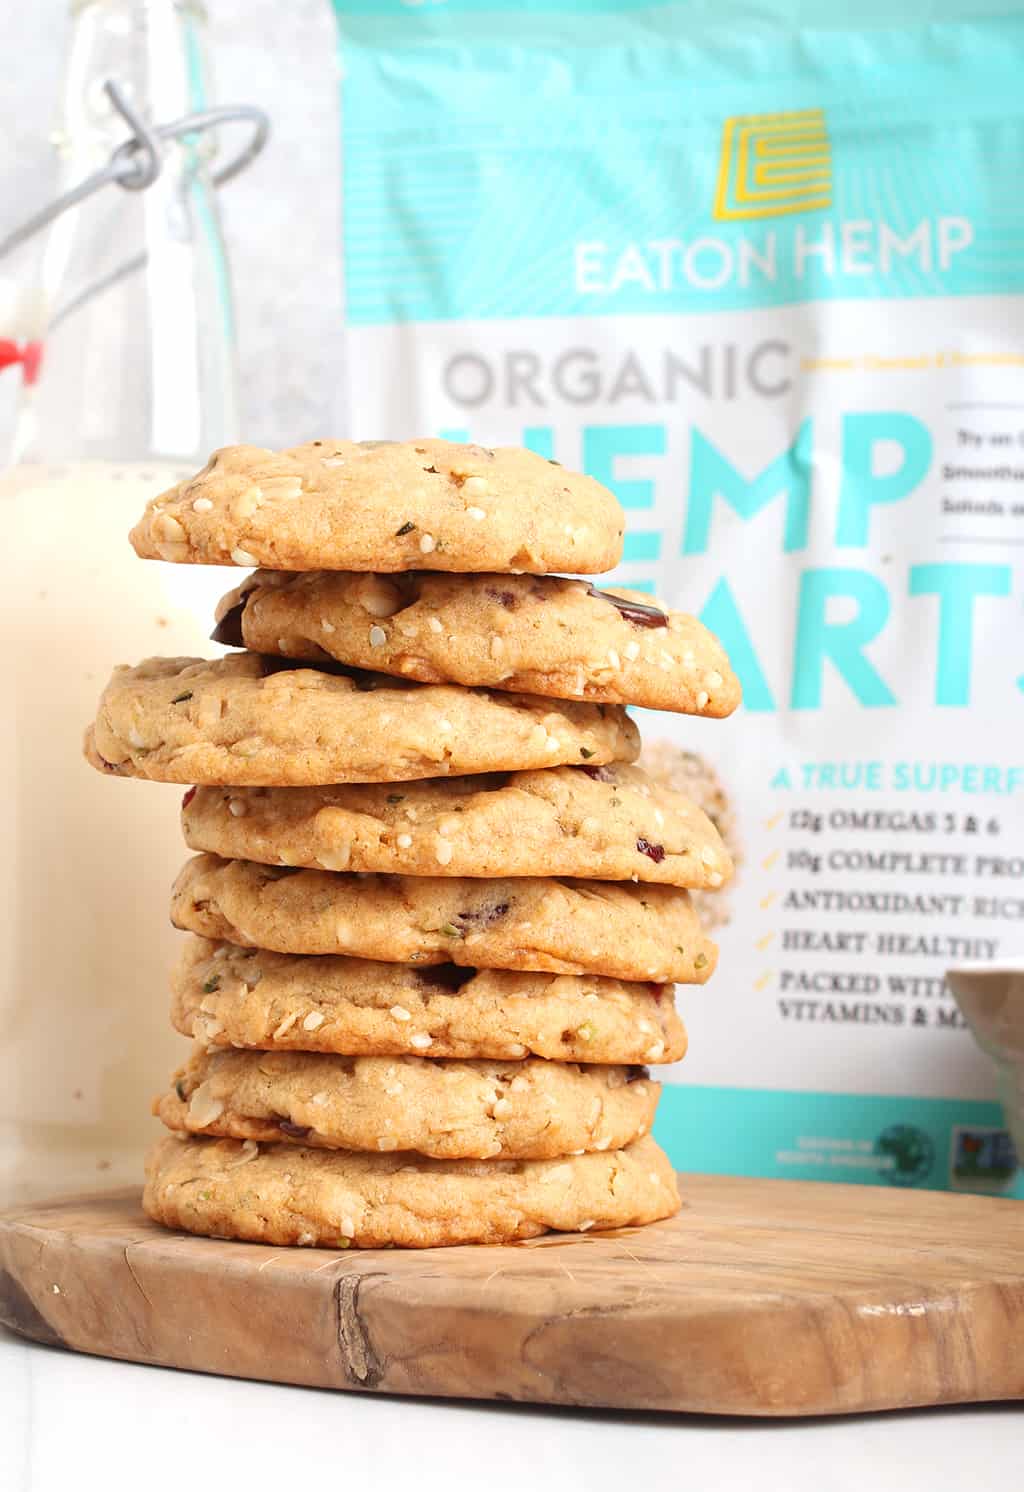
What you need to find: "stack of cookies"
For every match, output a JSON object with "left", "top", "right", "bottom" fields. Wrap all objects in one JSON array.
[{"left": 85, "top": 439, "right": 740, "bottom": 1249}]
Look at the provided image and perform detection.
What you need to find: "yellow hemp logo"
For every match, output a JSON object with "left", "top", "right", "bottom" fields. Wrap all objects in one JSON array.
[{"left": 713, "top": 109, "right": 832, "bottom": 221}]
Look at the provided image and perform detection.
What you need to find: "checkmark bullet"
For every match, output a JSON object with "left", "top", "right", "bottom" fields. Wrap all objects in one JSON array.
[
  {"left": 764, "top": 811, "right": 785, "bottom": 831},
  {"left": 761, "top": 849, "right": 781, "bottom": 871},
  {"left": 759, "top": 891, "right": 777, "bottom": 910},
  {"left": 754, "top": 971, "right": 774, "bottom": 991},
  {"left": 756, "top": 931, "right": 775, "bottom": 951}
]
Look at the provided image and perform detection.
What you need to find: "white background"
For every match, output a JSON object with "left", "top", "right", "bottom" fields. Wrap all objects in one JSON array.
[{"left": 2, "top": 1325, "right": 1022, "bottom": 1492}]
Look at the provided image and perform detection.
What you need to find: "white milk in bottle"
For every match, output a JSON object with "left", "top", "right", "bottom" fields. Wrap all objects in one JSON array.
[{"left": 0, "top": 461, "right": 232, "bottom": 1200}]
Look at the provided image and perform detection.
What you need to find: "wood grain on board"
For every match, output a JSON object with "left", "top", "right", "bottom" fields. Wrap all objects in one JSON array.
[{"left": 1, "top": 1174, "right": 1022, "bottom": 1416}]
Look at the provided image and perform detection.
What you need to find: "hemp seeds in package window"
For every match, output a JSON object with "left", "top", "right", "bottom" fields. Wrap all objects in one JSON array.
[{"left": 332, "top": 0, "right": 1024, "bottom": 1196}]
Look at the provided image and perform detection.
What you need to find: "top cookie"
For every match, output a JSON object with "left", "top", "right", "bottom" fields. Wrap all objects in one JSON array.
[{"left": 129, "top": 440, "right": 625, "bottom": 575}]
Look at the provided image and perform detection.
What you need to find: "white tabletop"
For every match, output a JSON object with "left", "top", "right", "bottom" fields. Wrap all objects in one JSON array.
[{"left": 1, "top": 1325, "right": 1020, "bottom": 1492}]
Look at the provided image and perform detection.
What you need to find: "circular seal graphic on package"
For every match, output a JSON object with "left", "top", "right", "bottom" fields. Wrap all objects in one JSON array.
[{"left": 874, "top": 1124, "right": 936, "bottom": 1187}]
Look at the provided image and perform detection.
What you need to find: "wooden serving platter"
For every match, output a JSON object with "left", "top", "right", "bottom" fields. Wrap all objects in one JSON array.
[{"left": 1, "top": 1173, "right": 1022, "bottom": 1416}]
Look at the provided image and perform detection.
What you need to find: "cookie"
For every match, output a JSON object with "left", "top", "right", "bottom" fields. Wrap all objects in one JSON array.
[
  {"left": 156, "top": 1047, "right": 659, "bottom": 1161},
  {"left": 86, "top": 654, "right": 639, "bottom": 787},
  {"left": 129, "top": 441, "right": 625, "bottom": 575},
  {"left": 173, "top": 937, "right": 687, "bottom": 1065},
  {"left": 180, "top": 764, "right": 732, "bottom": 889},
  {"left": 143, "top": 1132, "right": 680, "bottom": 1247},
  {"left": 213, "top": 570, "right": 741, "bottom": 717},
  {"left": 171, "top": 855, "right": 718, "bottom": 984}
]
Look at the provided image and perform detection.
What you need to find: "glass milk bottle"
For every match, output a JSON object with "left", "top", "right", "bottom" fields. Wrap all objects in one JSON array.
[{"left": 0, "top": 0, "right": 256, "bottom": 1201}]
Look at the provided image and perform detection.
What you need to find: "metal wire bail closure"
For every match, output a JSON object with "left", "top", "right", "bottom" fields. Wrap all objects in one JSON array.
[{"left": 0, "top": 79, "right": 270, "bottom": 260}]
